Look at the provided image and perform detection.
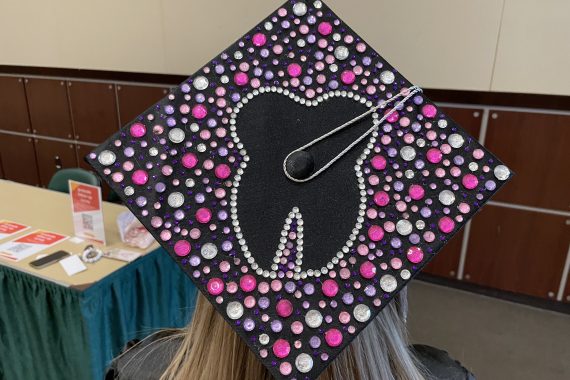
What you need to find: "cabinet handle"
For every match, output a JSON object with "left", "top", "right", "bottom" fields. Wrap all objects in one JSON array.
[
  {"left": 54, "top": 155, "right": 62, "bottom": 169},
  {"left": 491, "top": 112, "right": 498, "bottom": 119},
  {"left": 547, "top": 291, "right": 555, "bottom": 299},
  {"left": 117, "top": 85, "right": 122, "bottom": 91},
  {"left": 464, "top": 274, "right": 471, "bottom": 280},
  {"left": 473, "top": 111, "right": 480, "bottom": 118},
  {"left": 60, "top": 81, "right": 65, "bottom": 86}
]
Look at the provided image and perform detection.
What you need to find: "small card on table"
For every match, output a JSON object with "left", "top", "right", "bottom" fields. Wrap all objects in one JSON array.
[
  {"left": 0, "top": 230, "right": 68, "bottom": 262},
  {"left": 0, "top": 220, "right": 30, "bottom": 240}
]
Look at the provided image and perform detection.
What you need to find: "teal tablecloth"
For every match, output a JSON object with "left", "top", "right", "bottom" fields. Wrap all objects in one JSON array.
[{"left": 0, "top": 248, "right": 197, "bottom": 380}]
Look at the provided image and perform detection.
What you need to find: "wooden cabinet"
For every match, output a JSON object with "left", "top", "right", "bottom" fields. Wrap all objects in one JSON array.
[
  {"left": 33, "top": 139, "right": 78, "bottom": 187},
  {"left": 0, "top": 76, "right": 31, "bottom": 133},
  {"left": 24, "top": 78, "right": 74, "bottom": 139},
  {"left": 0, "top": 133, "right": 39, "bottom": 186},
  {"left": 463, "top": 205, "right": 570, "bottom": 299},
  {"left": 75, "top": 143, "right": 112, "bottom": 200},
  {"left": 484, "top": 110, "right": 570, "bottom": 211},
  {"left": 423, "top": 231, "right": 463, "bottom": 279},
  {"left": 441, "top": 107, "right": 482, "bottom": 140},
  {"left": 117, "top": 84, "right": 169, "bottom": 126},
  {"left": 67, "top": 81, "right": 119, "bottom": 143}
]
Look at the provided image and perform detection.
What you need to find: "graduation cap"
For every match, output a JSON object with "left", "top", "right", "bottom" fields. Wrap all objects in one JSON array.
[{"left": 87, "top": 1, "right": 512, "bottom": 378}]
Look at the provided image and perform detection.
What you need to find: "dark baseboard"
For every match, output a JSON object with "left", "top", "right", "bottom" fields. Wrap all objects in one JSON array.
[
  {"left": 417, "top": 273, "right": 570, "bottom": 315},
  {"left": 1, "top": 65, "right": 569, "bottom": 111}
]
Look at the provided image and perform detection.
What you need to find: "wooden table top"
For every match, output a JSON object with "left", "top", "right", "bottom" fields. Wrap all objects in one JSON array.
[{"left": 0, "top": 180, "right": 157, "bottom": 289}]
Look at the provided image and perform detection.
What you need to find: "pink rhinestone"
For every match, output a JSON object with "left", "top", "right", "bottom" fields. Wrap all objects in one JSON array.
[
  {"left": 408, "top": 184, "right": 425, "bottom": 200},
  {"left": 340, "top": 70, "right": 356, "bottom": 84},
  {"left": 473, "top": 149, "right": 484, "bottom": 159},
  {"left": 339, "top": 311, "right": 351, "bottom": 324},
  {"left": 426, "top": 148, "right": 443, "bottom": 164},
  {"left": 215, "top": 164, "right": 231, "bottom": 179},
  {"left": 160, "top": 230, "right": 171, "bottom": 241},
  {"left": 279, "top": 362, "right": 292, "bottom": 376},
  {"left": 234, "top": 72, "right": 249, "bottom": 86},
  {"left": 462, "top": 174, "right": 478, "bottom": 189},
  {"left": 391, "top": 257, "right": 403, "bottom": 269},
  {"left": 192, "top": 104, "right": 207, "bottom": 119},
  {"left": 276, "top": 299, "right": 293, "bottom": 318},
  {"left": 406, "top": 246, "right": 424, "bottom": 264},
  {"left": 458, "top": 202, "right": 470, "bottom": 214},
  {"left": 322, "top": 279, "right": 339, "bottom": 297},
  {"left": 371, "top": 155, "right": 387, "bottom": 170},
  {"left": 131, "top": 170, "right": 148, "bottom": 185},
  {"left": 150, "top": 216, "right": 163, "bottom": 228},
  {"left": 179, "top": 104, "right": 190, "bottom": 114},
  {"left": 239, "top": 274, "right": 256, "bottom": 292},
  {"left": 207, "top": 278, "right": 224, "bottom": 296},
  {"left": 374, "top": 191, "right": 389, "bottom": 207},
  {"left": 258, "top": 282, "right": 270, "bottom": 294},
  {"left": 219, "top": 261, "right": 230, "bottom": 272},
  {"left": 161, "top": 165, "right": 173, "bottom": 176},
  {"left": 421, "top": 104, "right": 437, "bottom": 118},
  {"left": 318, "top": 21, "right": 333, "bottom": 35},
  {"left": 195, "top": 208, "right": 212, "bottom": 224},
  {"left": 367, "top": 225, "right": 384, "bottom": 242},
  {"left": 244, "top": 296, "right": 256, "bottom": 308},
  {"left": 291, "top": 321, "right": 303, "bottom": 335},
  {"left": 325, "top": 328, "right": 343, "bottom": 347},
  {"left": 189, "top": 228, "right": 201, "bottom": 239},
  {"left": 130, "top": 122, "right": 146, "bottom": 138},
  {"left": 252, "top": 33, "right": 267, "bottom": 47},
  {"left": 226, "top": 282, "right": 238, "bottom": 293},
  {"left": 273, "top": 339, "right": 291, "bottom": 358},
  {"left": 112, "top": 172, "right": 124, "bottom": 183},
  {"left": 271, "top": 280, "right": 283, "bottom": 292},
  {"left": 287, "top": 63, "right": 302, "bottom": 77},
  {"left": 385, "top": 109, "right": 399, "bottom": 123},
  {"left": 174, "top": 240, "right": 191, "bottom": 256},
  {"left": 182, "top": 153, "right": 198, "bottom": 169},
  {"left": 359, "top": 261, "right": 376, "bottom": 279},
  {"left": 438, "top": 217, "right": 455, "bottom": 233}
]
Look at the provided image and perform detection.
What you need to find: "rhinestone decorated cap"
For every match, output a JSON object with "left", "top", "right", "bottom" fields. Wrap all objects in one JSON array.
[{"left": 87, "top": 1, "right": 512, "bottom": 378}]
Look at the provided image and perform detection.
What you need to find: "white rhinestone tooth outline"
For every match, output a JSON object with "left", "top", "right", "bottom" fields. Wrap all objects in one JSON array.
[{"left": 229, "top": 86, "right": 380, "bottom": 278}]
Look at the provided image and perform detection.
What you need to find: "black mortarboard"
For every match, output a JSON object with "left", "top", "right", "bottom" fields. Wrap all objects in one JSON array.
[{"left": 87, "top": 1, "right": 512, "bottom": 378}]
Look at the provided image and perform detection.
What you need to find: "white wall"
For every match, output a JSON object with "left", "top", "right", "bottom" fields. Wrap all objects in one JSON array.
[{"left": 0, "top": 0, "right": 568, "bottom": 95}]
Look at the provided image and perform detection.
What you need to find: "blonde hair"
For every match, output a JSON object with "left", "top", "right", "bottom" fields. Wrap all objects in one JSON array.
[{"left": 157, "top": 288, "right": 425, "bottom": 380}]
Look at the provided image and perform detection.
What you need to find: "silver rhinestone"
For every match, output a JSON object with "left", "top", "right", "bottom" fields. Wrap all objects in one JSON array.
[
  {"left": 329, "top": 64, "right": 338, "bottom": 73},
  {"left": 494, "top": 165, "right": 510, "bottom": 181},
  {"left": 416, "top": 138, "right": 426, "bottom": 148},
  {"left": 416, "top": 220, "right": 426, "bottom": 230},
  {"left": 400, "top": 146, "right": 416, "bottom": 161},
  {"left": 226, "top": 301, "right": 244, "bottom": 320},
  {"left": 380, "top": 274, "right": 398, "bottom": 293},
  {"left": 185, "top": 178, "right": 195, "bottom": 187},
  {"left": 259, "top": 334, "right": 270, "bottom": 345},
  {"left": 305, "top": 310, "right": 323, "bottom": 328},
  {"left": 334, "top": 46, "right": 349, "bottom": 61},
  {"left": 400, "top": 269, "right": 411, "bottom": 280},
  {"left": 396, "top": 220, "right": 413, "bottom": 236},
  {"left": 405, "top": 170, "right": 414, "bottom": 179},
  {"left": 201, "top": 243, "right": 218, "bottom": 259},
  {"left": 149, "top": 147, "right": 158, "bottom": 156},
  {"left": 293, "top": 2, "right": 307, "bottom": 16},
  {"left": 197, "top": 144, "right": 207, "bottom": 153},
  {"left": 193, "top": 76, "right": 209, "bottom": 91},
  {"left": 97, "top": 150, "right": 116, "bottom": 166},
  {"left": 439, "top": 190, "right": 456, "bottom": 205},
  {"left": 438, "top": 119, "right": 448, "bottom": 129},
  {"left": 168, "top": 128, "right": 185, "bottom": 143},
  {"left": 295, "top": 353, "right": 313, "bottom": 373},
  {"left": 353, "top": 304, "right": 371, "bottom": 323},
  {"left": 234, "top": 51, "right": 243, "bottom": 60},
  {"left": 264, "top": 21, "right": 273, "bottom": 31},
  {"left": 380, "top": 70, "right": 395, "bottom": 84},
  {"left": 314, "top": 1, "right": 322, "bottom": 9},
  {"left": 124, "top": 186, "right": 134, "bottom": 196},
  {"left": 469, "top": 162, "right": 479, "bottom": 171},
  {"left": 448, "top": 134, "right": 464, "bottom": 148},
  {"left": 167, "top": 192, "right": 184, "bottom": 208}
]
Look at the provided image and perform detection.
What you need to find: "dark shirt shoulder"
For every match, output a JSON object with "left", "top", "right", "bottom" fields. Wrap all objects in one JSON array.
[{"left": 412, "top": 344, "right": 475, "bottom": 380}]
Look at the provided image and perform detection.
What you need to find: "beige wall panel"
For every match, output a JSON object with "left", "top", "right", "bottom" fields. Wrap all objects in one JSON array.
[{"left": 491, "top": 0, "right": 570, "bottom": 96}]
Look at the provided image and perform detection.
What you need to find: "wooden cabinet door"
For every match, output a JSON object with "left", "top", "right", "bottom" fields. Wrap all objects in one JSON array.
[
  {"left": 484, "top": 110, "right": 570, "bottom": 211},
  {"left": 33, "top": 138, "right": 78, "bottom": 187},
  {"left": 422, "top": 107, "right": 482, "bottom": 279},
  {"left": 0, "top": 76, "right": 31, "bottom": 133},
  {"left": 24, "top": 78, "right": 74, "bottom": 139},
  {"left": 68, "top": 81, "right": 119, "bottom": 143},
  {"left": 0, "top": 133, "right": 39, "bottom": 186},
  {"left": 463, "top": 205, "right": 570, "bottom": 300},
  {"left": 116, "top": 84, "right": 169, "bottom": 126}
]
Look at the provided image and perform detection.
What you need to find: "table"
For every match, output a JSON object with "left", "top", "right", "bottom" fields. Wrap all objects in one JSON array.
[{"left": 0, "top": 180, "right": 197, "bottom": 380}]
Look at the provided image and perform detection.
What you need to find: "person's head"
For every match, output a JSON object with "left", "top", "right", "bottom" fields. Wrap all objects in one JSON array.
[{"left": 160, "top": 288, "right": 425, "bottom": 380}]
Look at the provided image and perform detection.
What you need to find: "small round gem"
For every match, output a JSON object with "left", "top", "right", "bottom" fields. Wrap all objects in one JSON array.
[
  {"left": 207, "top": 278, "right": 224, "bottom": 295},
  {"left": 130, "top": 123, "right": 146, "bottom": 138},
  {"left": 273, "top": 339, "right": 291, "bottom": 359},
  {"left": 196, "top": 208, "right": 212, "bottom": 223},
  {"left": 400, "top": 146, "right": 416, "bottom": 161},
  {"left": 305, "top": 309, "right": 323, "bottom": 328},
  {"left": 334, "top": 46, "right": 349, "bottom": 60},
  {"left": 293, "top": 2, "right": 307, "bottom": 16},
  {"left": 318, "top": 21, "right": 333, "bottom": 35},
  {"left": 168, "top": 128, "right": 185, "bottom": 143},
  {"left": 438, "top": 216, "right": 455, "bottom": 233},
  {"left": 462, "top": 174, "right": 479, "bottom": 189},
  {"left": 439, "top": 190, "right": 456, "bottom": 205},
  {"left": 252, "top": 33, "right": 267, "bottom": 47},
  {"left": 168, "top": 192, "right": 184, "bottom": 208},
  {"left": 322, "top": 279, "right": 339, "bottom": 297},
  {"left": 422, "top": 104, "right": 437, "bottom": 118},
  {"left": 400, "top": 269, "right": 411, "bottom": 280},
  {"left": 359, "top": 261, "right": 376, "bottom": 279},
  {"left": 295, "top": 353, "right": 313, "bottom": 373},
  {"left": 287, "top": 63, "right": 302, "bottom": 77},
  {"left": 132, "top": 170, "right": 148, "bottom": 186},
  {"left": 215, "top": 164, "right": 231, "bottom": 179},
  {"left": 380, "top": 70, "right": 395, "bottom": 84},
  {"left": 174, "top": 240, "right": 191, "bottom": 257},
  {"left": 97, "top": 150, "right": 116, "bottom": 166},
  {"left": 396, "top": 220, "right": 413, "bottom": 236},
  {"left": 193, "top": 76, "right": 209, "bottom": 91},
  {"left": 380, "top": 274, "right": 398, "bottom": 292},
  {"left": 448, "top": 134, "right": 464, "bottom": 148},
  {"left": 324, "top": 328, "right": 343, "bottom": 347},
  {"left": 494, "top": 165, "right": 510, "bottom": 181},
  {"left": 368, "top": 225, "right": 384, "bottom": 241},
  {"left": 276, "top": 299, "right": 293, "bottom": 318},
  {"left": 371, "top": 155, "right": 387, "bottom": 170},
  {"left": 201, "top": 243, "right": 218, "bottom": 259},
  {"left": 409, "top": 184, "right": 425, "bottom": 200},
  {"left": 182, "top": 153, "right": 198, "bottom": 169},
  {"left": 226, "top": 301, "right": 244, "bottom": 320},
  {"left": 426, "top": 148, "right": 443, "bottom": 163},
  {"left": 124, "top": 186, "right": 134, "bottom": 196},
  {"left": 239, "top": 274, "right": 256, "bottom": 292},
  {"left": 353, "top": 304, "right": 371, "bottom": 323},
  {"left": 280, "top": 362, "right": 292, "bottom": 376},
  {"left": 374, "top": 191, "right": 390, "bottom": 207},
  {"left": 406, "top": 246, "right": 424, "bottom": 264},
  {"left": 259, "top": 334, "right": 270, "bottom": 345}
]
